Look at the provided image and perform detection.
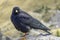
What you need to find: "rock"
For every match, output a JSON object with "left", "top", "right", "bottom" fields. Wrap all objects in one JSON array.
[{"left": 25, "top": 34, "right": 60, "bottom": 40}]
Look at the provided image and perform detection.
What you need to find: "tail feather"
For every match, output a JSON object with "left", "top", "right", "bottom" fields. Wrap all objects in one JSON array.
[{"left": 44, "top": 30, "right": 52, "bottom": 35}]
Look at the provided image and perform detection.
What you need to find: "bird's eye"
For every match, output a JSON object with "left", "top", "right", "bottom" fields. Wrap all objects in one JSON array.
[{"left": 16, "top": 10, "right": 18, "bottom": 13}]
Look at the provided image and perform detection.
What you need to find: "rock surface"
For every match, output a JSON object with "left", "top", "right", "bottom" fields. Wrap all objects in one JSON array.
[{"left": 25, "top": 35, "right": 60, "bottom": 40}]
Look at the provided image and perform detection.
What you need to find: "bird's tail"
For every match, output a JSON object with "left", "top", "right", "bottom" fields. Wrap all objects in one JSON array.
[{"left": 44, "top": 29, "right": 52, "bottom": 35}]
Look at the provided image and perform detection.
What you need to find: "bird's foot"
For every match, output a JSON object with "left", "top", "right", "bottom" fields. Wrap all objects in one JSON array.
[
  {"left": 19, "top": 37, "right": 26, "bottom": 40},
  {"left": 21, "top": 33, "right": 29, "bottom": 37},
  {"left": 20, "top": 33, "right": 29, "bottom": 40}
]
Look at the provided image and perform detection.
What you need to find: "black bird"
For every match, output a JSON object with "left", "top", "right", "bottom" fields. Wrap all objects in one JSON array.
[{"left": 11, "top": 7, "right": 51, "bottom": 36}]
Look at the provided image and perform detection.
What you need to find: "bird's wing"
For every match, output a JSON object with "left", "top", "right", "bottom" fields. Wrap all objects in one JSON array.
[{"left": 17, "top": 12, "right": 50, "bottom": 30}]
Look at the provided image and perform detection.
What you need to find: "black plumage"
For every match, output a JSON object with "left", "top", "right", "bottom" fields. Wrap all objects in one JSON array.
[{"left": 11, "top": 7, "right": 51, "bottom": 34}]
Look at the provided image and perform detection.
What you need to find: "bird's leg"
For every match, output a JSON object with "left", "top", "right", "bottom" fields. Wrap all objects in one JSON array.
[
  {"left": 20, "top": 33, "right": 28, "bottom": 40},
  {"left": 22, "top": 33, "right": 29, "bottom": 37},
  {"left": 21, "top": 33, "right": 29, "bottom": 37}
]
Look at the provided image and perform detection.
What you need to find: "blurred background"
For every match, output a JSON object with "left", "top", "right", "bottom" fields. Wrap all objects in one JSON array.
[{"left": 0, "top": 0, "right": 60, "bottom": 40}]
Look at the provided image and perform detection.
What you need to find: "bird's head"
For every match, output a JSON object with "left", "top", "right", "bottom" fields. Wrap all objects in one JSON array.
[{"left": 12, "top": 7, "right": 20, "bottom": 15}]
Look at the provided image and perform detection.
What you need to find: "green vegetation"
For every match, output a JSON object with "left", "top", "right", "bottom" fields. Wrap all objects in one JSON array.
[{"left": 56, "top": 30, "right": 60, "bottom": 37}]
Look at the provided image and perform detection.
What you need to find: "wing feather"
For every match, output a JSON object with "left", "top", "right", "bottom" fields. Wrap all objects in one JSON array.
[{"left": 17, "top": 12, "right": 50, "bottom": 30}]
